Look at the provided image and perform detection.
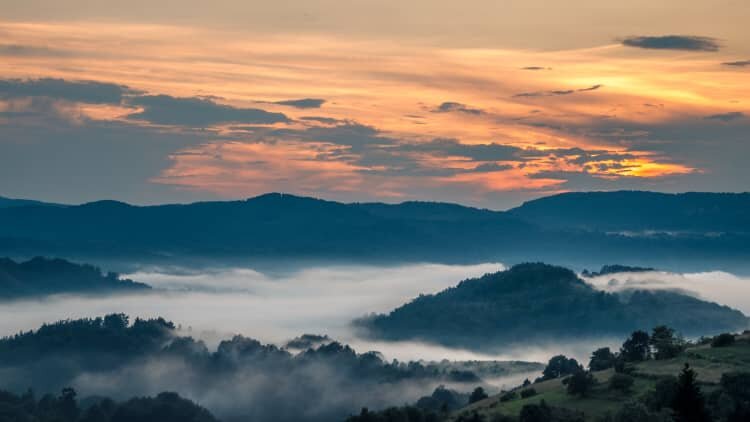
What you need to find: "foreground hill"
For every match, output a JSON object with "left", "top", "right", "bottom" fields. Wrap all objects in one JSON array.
[
  {"left": 356, "top": 263, "right": 749, "bottom": 348},
  {"left": 0, "top": 191, "right": 749, "bottom": 269},
  {"left": 0, "top": 257, "right": 149, "bottom": 299},
  {"left": 454, "top": 333, "right": 750, "bottom": 421}
]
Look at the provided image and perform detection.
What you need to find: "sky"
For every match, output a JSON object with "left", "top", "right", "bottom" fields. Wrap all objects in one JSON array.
[{"left": 0, "top": 0, "right": 748, "bottom": 209}]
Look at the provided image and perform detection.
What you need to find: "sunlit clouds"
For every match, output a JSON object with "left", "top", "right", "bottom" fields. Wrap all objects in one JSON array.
[{"left": 0, "top": 17, "right": 747, "bottom": 206}]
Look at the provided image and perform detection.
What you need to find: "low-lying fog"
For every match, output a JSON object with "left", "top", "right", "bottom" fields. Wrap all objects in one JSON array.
[
  {"left": 1, "top": 262, "right": 749, "bottom": 366},
  {"left": 583, "top": 270, "right": 750, "bottom": 315}
]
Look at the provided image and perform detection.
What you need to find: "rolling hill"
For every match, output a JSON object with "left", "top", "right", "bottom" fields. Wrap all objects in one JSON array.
[
  {"left": 0, "top": 256, "right": 150, "bottom": 299},
  {"left": 356, "top": 263, "right": 749, "bottom": 348}
]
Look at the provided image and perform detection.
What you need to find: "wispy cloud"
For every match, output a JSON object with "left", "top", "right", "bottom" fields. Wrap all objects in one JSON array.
[
  {"left": 513, "top": 84, "right": 602, "bottom": 98},
  {"left": 620, "top": 35, "right": 720, "bottom": 52},
  {"left": 704, "top": 111, "right": 745, "bottom": 122}
]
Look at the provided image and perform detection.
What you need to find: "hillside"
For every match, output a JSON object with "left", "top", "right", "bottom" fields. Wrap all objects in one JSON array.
[
  {"left": 356, "top": 263, "right": 749, "bottom": 348},
  {"left": 454, "top": 333, "right": 750, "bottom": 421},
  {"left": 0, "top": 195, "right": 62, "bottom": 209},
  {"left": 0, "top": 257, "right": 150, "bottom": 299}
]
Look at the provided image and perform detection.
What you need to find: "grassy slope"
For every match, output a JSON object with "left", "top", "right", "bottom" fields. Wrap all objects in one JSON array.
[{"left": 453, "top": 334, "right": 750, "bottom": 421}]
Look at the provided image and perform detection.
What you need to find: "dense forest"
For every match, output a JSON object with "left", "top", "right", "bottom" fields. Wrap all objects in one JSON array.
[
  {"left": 0, "top": 314, "right": 535, "bottom": 422},
  {"left": 0, "top": 389, "right": 218, "bottom": 422},
  {"left": 0, "top": 257, "right": 149, "bottom": 299},
  {"left": 357, "top": 263, "right": 749, "bottom": 348}
]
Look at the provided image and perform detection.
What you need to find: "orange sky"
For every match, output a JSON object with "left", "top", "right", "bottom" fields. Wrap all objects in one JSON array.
[{"left": 0, "top": 3, "right": 748, "bottom": 207}]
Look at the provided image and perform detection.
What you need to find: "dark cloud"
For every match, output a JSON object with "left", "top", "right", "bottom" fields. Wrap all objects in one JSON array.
[
  {"left": 514, "top": 84, "right": 602, "bottom": 98},
  {"left": 472, "top": 163, "right": 514, "bottom": 172},
  {"left": 0, "top": 44, "right": 71, "bottom": 57},
  {"left": 432, "top": 102, "right": 485, "bottom": 115},
  {"left": 521, "top": 66, "right": 548, "bottom": 71},
  {"left": 704, "top": 111, "right": 745, "bottom": 122},
  {"left": 127, "top": 95, "right": 289, "bottom": 127},
  {"left": 273, "top": 98, "right": 326, "bottom": 109},
  {"left": 620, "top": 35, "right": 720, "bottom": 52},
  {"left": 0, "top": 78, "right": 130, "bottom": 104},
  {"left": 722, "top": 60, "right": 750, "bottom": 67},
  {"left": 399, "top": 138, "right": 524, "bottom": 161},
  {"left": 299, "top": 116, "right": 345, "bottom": 125}
]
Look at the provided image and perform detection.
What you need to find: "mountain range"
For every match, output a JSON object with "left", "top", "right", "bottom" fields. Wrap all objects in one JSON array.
[{"left": 1, "top": 191, "right": 749, "bottom": 271}]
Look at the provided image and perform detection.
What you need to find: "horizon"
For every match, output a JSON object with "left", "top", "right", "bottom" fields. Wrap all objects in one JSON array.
[{"left": 4, "top": 189, "right": 750, "bottom": 211}]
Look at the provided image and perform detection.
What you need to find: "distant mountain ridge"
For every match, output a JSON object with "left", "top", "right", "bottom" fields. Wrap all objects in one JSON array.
[
  {"left": 0, "top": 191, "right": 749, "bottom": 269},
  {"left": 0, "top": 256, "right": 150, "bottom": 299},
  {"left": 355, "top": 263, "right": 749, "bottom": 348},
  {"left": 508, "top": 191, "right": 750, "bottom": 233}
]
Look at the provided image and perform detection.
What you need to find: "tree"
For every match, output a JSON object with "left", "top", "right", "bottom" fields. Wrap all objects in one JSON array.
[
  {"left": 520, "top": 388, "right": 537, "bottom": 398},
  {"left": 613, "top": 401, "right": 672, "bottom": 422},
  {"left": 650, "top": 326, "right": 684, "bottom": 360},
  {"left": 589, "top": 347, "right": 617, "bottom": 371},
  {"left": 621, "top": 330, "right": 650, "bottom": 362},
  {"left": 58, "top": 387, "right": 79, "bottom": 422},
  {"left": 609, "top": 373, "right": 635, "bottom": 393},
  {"left": 542, "top": 355, "right": 583, "bottom": 380},
  {"left": 469, "top": 387, "right": 489, "bottom": 404},
  {"left": 519, "top": 401, "right": 552, "bottom": 422},
  {"left": 566, "top": 371, "right": 596, "bottom": 397},
  {"left": 711, "top": 333, "right": 736, "bottom": 348},
  {"left": 672, "top": 364, "right": 710, "bottom": 422}
]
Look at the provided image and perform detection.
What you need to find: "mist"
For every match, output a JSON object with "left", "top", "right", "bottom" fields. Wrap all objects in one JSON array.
[{"left": 583, "top": 269, "right": 750, "bottom": 315}]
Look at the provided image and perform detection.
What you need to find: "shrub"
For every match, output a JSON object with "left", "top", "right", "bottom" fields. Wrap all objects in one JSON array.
[
  {"left": 499, "top": 391, "right": 517, "bottom": 402},
  {"left": 609, "top": 373, "right": 635, "bottom": 393},
  {"left": 520, "top": 388, "right": 537, "bottom": 398},
  {"left": 566, "top": 371, "right": 596, "bottom": 397},
  {"left": 711, "top": 333, "right": 735, "bottom": 348}
]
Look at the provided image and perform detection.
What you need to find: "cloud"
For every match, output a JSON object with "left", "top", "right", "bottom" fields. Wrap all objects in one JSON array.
[
  {"left": 127, "top": 95, "right": 289, "bottom": 127},
  {"left": 0, "top": 44, "right": 71, "bottom": 57},
  {"left": 513, "top": 84, "right": 602, "bottom": 98},
  {"left": 520, "top": 66, "right": 548, "bottom": 71},
  {"left": 432, "top": 102, "right": 485, "bottom": 115},
  {"left": 0, "top": 78, "right": 130, "bottom": 104},
  {"left": 299, "top": 116, "right": 345, "bottom": 125},
  {"left": 704, "top": 111, "right": 745, "bottom": 122},
  {"left": 620, "top": 35, "right": 720, "bottom": 52},
  {"left": 722, "top": 60, "right": 750, "bottom": 67},
  {"left": 273, "top": 98, "right": 326, "bottom": 109}
]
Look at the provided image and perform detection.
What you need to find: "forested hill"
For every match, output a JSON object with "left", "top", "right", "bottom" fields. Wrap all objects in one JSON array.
[
  {"left": 356, "top": 263, "right": 749, "bottom": 349},
  {"left": 1, "top": 191, "right": 749, "bottom": 268},
  {"left": 0, "top": 257, "right": 149, "bottom": 299},
  {"left": 508, "top": 191, "right": 750, "bottom": 233}
]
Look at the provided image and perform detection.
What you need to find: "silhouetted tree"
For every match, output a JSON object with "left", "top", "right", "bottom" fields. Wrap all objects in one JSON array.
[
  {"left": 620, "top": 330, "right": 650, "bottom": 362},
  {"left": 566, "top": 371, "right": 596, "bottom": 397},
  {"left": 672, "top": 364, "right": 710, "bottom": 422},
  {"left": 711, "top": 333, "right": 736, "bottom": 348},
  {"left": 650, "top": 326, "right": 684, "bottom": 360},
  {"left": 542, "top": 355, "right": 582, "bottom": 380},
  {"left": 469, "top": 387, "right": 488, "bottom": 404},
  {"left": 589, "top": 347, "right": 617, "bottom": 371}
]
